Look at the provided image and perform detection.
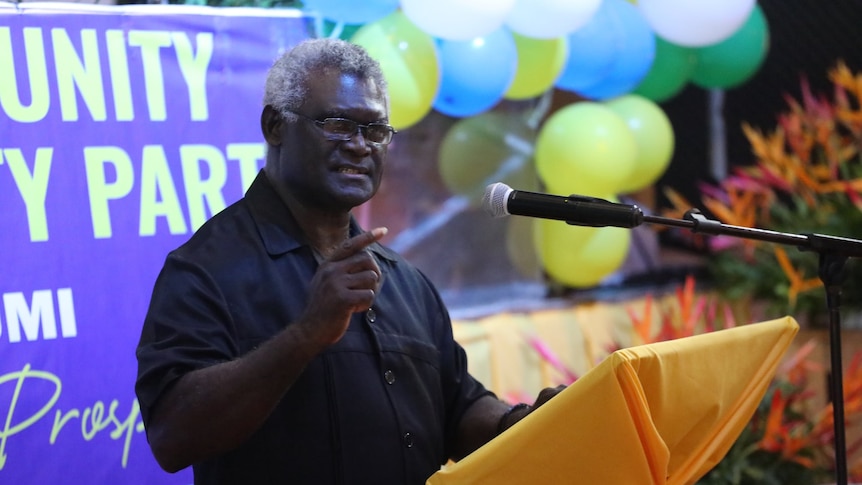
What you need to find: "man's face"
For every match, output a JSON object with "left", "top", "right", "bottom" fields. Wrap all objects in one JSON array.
[{"left": 276, "top": 68, "right": 390, "bottom": 212}]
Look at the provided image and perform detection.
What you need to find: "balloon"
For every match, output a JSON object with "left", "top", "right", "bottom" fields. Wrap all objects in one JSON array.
[
  {"left": 504, "top": 33, "right": 568, "bottom": 100},
  {"left": 506, "top": 216, "right": 543, "bottom": 279},
  {"left": 555, "top": 0, "right": 621, "bottom": 93},
  {"left": 438, "top": 111, "right": 538, "bottom": 203},
  {"left": 319, "top": 20, "right": 363, "bottom": 41},
  {"left": 574, "top": 0, "right": 655, "bottom": 100},
  {"left": 304, "top": 0, "right": 399, "bottom": 25},
  {"left": 690, "top": 4, "right": 769, "bottom": 89},
  {"left": 534, "top": 215, "right": 631, "bottom": 288},
  {"left": 632, "top": 37, "right": 696, "bottom": 102},
  {"left": 535, "top": 102, "right": 637, "bottom": 196},
  {"left": 605, "top": 95, "right": 675, "bottom": 193},
  {"left": 400, "top": 0, "right": 517, "bottom": 41},
  {"left": 505, "top": 0, "right": 603, "bottom": 39},
  {"left": 351, "top": 12, "right": 440, "bottom": 130},
  {"left": 638, "top": 0, "right": 756, "bottom": 47},
  {"left": 434, "top": 29, "right": 518, "bottom": 118}
]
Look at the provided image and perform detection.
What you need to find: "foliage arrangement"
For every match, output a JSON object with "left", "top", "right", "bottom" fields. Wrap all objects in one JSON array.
[
  {"left": 526, "top": 275, "right": 862, "bottom": 484},
  {"left": 663, "top": 62, "right": 862, "bottom": 324}
]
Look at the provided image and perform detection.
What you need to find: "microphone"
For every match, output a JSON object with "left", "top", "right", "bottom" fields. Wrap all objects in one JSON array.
[{"left": 482, "top": 182, "right": 644, "bottom": 228}]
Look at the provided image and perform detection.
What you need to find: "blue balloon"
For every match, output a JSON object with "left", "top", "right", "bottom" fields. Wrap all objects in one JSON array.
[
  {"left": 576, "top": 0, "right": 656, "bottom": 100},
  {"left": 304, "top": 0, "right": 399, "bottom": 25},
  {"left": 555, "top": 0, "right": 619, "bottom": 93},
  {"left": 434, "top": 28, "right": 518, "bottom": 118}
]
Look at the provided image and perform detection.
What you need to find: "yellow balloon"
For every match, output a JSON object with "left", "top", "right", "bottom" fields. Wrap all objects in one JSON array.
[
  {"left": 605, "top": 95, "right": 675, "bottom": 194},
  {"left": 534, "top": 217, "right": 631, "bottom": 288},
  {"left": 351, "top": 11, "right": 440, "bottom": 130},
  {"left": 504, "top": 33, "right": 568, "bottom": 100},
  {"left": 535, "top": 102, "right": 637, "bottom": 196}
]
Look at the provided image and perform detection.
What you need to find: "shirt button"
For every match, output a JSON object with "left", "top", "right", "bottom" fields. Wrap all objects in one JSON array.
[
  {"left": 366, "top": 309, "right": 376, "bottom": 323},
  {"left": 384, "top": 369, "right": 396, "bottom": 385},
  {"left": 403, "top": 432, "right": 414, "bottom": 448}
]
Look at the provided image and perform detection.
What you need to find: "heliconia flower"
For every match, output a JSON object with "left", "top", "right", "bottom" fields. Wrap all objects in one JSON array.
[
  {"left": 773, "top": 246, "right": 823, "bottom": 308},
  {"left": 744, "top": 123, "right": 791, "bottom": 168},
  {"left": 720, "top": 172, "right": 773, "bottom": 194},
  {"left": 721, "top": 302, "right": 736, "bottom": 329},
  {"left": 661, "top": 187, "right": 694, "bottom": 217},
  {"left": 796, "top": 75, "right": 836, "bottom": 122},
  {"left": 778, "top": 339, "right": 822, "bottom": 385},
  {"left": 759, "top": 389, "right": 788, "bottom": 453},
  {"left": 758, "top": 388, "right": 817, "bottom": 468},
  {"left": 626, "top": 294, "right": 653, "bottom": 345}
]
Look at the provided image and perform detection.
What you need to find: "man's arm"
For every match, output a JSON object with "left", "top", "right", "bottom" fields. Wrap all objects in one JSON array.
[
  {"left": 144, "top": 229, "right": 387, "bottom": 472},
  {"left": 145, "top": 323, "right": 324, "bottom": 472},
  {"left": 451, "top": 386, "right": 566, "bottom": 461}
]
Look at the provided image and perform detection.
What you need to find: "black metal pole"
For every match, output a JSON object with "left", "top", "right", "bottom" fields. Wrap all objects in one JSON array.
[{"left": 819, "top": 252, "right": 850, "bottom": 485}]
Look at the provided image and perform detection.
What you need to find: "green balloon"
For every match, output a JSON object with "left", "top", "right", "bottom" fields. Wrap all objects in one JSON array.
[
  {"left": 438, "top": 111, "right": 538, "bottom": 204},
  {"left": 690, "top": 4, "right": 769, "bottom": 89},
  {"left": 632, "top": 37, "right": 696, "bottom": 103},
  {"left": 506, "top": 216, "right": 542, "bottom": 280},
  {"left": 321, "top": 20, "right": 363, "bottom": 41}
]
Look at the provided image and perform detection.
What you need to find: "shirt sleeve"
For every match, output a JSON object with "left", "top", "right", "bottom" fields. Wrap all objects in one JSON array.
[{"left": 134, "top": 252, "right": 238, "bottom": 427}]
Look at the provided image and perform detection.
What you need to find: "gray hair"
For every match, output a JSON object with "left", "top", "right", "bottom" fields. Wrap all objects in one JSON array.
[{"left": 263, "top": 38, "right": 388, "bottom": 120}]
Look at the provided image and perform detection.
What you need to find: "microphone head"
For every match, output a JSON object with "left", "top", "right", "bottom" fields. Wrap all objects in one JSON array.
[{"left": 483, "top": 182, "right": 513, "bottom": 218}]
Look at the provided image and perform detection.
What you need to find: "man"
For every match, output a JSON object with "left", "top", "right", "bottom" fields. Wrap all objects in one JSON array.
[{"left": 135, "top": 37, "right": 562, "bottom": 484}]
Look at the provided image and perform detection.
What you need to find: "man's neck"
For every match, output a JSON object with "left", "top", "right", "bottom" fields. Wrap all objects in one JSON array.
[
  {"left": 262, "top": 170, "right": 353, "bottom": 258},
  {"left": 281, "top": 194, "right": 351, "bottom": 258},
  {"left": 298, "top": 215, "right": 351, "bottom": 259}
]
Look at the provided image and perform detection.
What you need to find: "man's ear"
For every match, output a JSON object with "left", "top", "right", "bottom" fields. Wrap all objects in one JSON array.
[{"left": 261, "top": 105, "right": 283, "bottom": 145}]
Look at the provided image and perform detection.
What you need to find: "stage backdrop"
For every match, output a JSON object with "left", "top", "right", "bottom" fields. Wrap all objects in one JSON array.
[{"left": 0, "top": 4, "right": 312, "bottom": 483}]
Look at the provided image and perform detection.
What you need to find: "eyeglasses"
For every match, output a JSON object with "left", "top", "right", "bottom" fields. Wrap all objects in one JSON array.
[{"left": 284, "top": 109, "right": 396, "bottom": 146}]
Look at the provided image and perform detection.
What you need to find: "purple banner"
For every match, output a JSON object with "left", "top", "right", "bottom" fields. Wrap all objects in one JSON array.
[{"left": 0, "top": 4, "right": 311, "bottom": 483}]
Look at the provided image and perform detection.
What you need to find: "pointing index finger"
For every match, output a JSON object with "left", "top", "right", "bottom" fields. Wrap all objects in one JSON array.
[{"left": 330, "top": 227, "right": 388, "bottom": 261}]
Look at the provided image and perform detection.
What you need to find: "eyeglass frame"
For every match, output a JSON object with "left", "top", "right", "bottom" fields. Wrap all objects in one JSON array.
[{"left": 281, "top": 109, "right": 397, "bottom": 146}]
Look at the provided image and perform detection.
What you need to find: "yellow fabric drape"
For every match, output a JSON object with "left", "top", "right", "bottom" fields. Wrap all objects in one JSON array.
[{"left": 428, "top": 316, "right": 799, "bottom": 485}]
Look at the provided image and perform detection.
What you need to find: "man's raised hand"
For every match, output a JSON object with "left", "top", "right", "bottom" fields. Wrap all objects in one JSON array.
[{"left": 299, "top": 227, "right": 388, "bottom": 347}]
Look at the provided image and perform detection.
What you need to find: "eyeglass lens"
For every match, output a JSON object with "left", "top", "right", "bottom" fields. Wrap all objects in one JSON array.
[{"left": 322, "top": 118, "right": 394, "bottom": 144}]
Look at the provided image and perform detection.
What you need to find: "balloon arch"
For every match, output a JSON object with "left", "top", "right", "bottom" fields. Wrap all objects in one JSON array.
[{"left": 306, "top": 0, "right": 770, "bottom": 288}]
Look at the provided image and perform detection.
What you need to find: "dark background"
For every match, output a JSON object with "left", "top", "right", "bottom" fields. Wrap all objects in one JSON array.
[{"left": 657, "top": 0, "right": 862, "bottom": 207}]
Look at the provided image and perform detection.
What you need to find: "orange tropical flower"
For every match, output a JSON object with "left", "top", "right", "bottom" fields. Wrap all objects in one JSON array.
[
  {"left": 758, "top": 388, "right": 817, "bottom": 468},
  {"left": 773, "top": 246, "right": 823, "bottom": 307}
]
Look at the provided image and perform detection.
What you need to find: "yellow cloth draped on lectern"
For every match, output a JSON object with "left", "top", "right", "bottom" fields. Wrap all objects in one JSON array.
[{"left": 428, "top": 316, "right": 799, "bottom": 485}]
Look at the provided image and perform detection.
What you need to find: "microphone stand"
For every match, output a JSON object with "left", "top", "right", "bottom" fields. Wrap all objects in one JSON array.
[{"left": 638, "top": 208, "right": 862, "bottom": 485}]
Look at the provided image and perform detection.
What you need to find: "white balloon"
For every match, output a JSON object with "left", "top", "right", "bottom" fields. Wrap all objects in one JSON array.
[
  {"left": 637, "top": 0, "right": 756, "bottom": 47},
  {"left": 400, "top": 0, "right": 517, "bottom": 41},
  {"left": 505, "top": 0, "right": 603, "bottom": 39}
]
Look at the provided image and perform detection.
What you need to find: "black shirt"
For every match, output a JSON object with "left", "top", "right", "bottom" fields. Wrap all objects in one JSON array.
[{"left": 135, "top": 171, "right": 492, "bottom": 484}]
